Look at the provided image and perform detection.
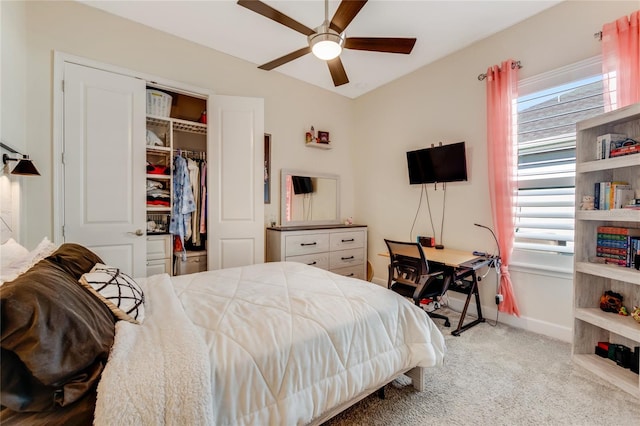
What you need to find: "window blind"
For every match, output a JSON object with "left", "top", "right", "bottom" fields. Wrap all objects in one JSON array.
[{"left": 515, "top": 77, "right": 605, "bottom": 255}]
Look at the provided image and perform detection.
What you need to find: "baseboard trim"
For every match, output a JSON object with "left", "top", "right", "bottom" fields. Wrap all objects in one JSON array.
[
  {"left": 371, "top": 277, "right": 571, "bottom": 342},
  {"left": 446, "top": 297, "right": 572, "bottom": 343}
]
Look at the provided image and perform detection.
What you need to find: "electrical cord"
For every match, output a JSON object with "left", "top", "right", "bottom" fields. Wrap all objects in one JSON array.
[
  {"left": 473, "top": 223, "right": 502, "bottom": 326},
  {"left": 439, "top": 183, "right": 446, "bottom": 246},
  {"left": 410, "top": 182, "right": 446, "bottom": 247},
  {"left": 409, "top": 184, "right": 426, "bottom": 241},
  {"left": 424, "top": 184, "right": 437, "bottom": 243},
  {"left": 483, "top": 257, "right": 501, "bottom": 327}
]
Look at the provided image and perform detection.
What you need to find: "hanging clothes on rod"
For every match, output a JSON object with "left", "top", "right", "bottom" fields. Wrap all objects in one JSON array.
[
  {"left": 170, "top": 154, "right": 195, "bottom": 260},
  {"left": 199, "top": 161, "right": 207, "bottom": 235},
  {"left": 187, "top": 157, "right": 201, "bottom": 246},
  {"left": 171, "top": 149, "right": 207, "bottom": 252}
]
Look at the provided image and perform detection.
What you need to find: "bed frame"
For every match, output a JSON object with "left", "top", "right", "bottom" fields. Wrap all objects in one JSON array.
[{"left": 308, "top": 366, "right": 427, "bottom": 425}]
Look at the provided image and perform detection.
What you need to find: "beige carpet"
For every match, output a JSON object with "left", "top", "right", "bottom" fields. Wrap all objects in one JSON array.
[{"left": 323, "top": 308, "right": 640, "bottom": 425}]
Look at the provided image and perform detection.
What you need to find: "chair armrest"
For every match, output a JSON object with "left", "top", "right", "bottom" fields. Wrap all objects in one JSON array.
[{"left": 412, "top": 271, "right": 445, "bottom": 300}]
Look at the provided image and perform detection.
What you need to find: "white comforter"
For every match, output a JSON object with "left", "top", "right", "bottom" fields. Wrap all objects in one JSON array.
[
  {"left": 94, "top": 272, "right": 213, "bottom": 426},
  {"left": 97, "top": 261, "right": 446, "bottom": 425}
]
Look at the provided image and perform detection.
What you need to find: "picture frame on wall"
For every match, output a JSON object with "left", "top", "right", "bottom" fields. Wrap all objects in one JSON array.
[
  {"left": 264, "top": 133, "right": 271, "bottom": 204},
  {"left": 318, "top": 131, "right": 330, "bottom": 143}
]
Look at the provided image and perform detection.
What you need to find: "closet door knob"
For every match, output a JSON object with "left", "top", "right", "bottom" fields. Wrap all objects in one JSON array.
[{"left": 128, "top": 229, "right": 144, "bottom": 236}]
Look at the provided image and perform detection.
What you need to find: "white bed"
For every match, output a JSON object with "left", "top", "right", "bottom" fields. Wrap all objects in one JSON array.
[{"left": 94, "top": 261, "right": 446, "bottom": 425}]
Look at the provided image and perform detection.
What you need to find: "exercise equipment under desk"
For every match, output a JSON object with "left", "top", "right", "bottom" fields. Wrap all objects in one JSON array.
[{"left": 380, "top": 246, "right": 491, "bottom": 336}]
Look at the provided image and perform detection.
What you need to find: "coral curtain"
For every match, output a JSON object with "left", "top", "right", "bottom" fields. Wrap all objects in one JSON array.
[
  {"left": 602, "top": 10, "right": 640, "bottom": 111},
  {"left": 286, "top": 175, "right": 293, "bottom": 221},
  {"left": 485, "top": 59, "right": 520, "bottom": 317}
]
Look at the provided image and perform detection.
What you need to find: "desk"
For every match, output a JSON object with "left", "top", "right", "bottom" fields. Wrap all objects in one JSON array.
[{"left": 379, "top": 247, "right": 490, "bottom": 336}]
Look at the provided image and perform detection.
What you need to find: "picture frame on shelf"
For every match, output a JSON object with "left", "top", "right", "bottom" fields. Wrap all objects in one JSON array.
[{"left": 318, "top": 131, "right": 330, "bottom": 143}]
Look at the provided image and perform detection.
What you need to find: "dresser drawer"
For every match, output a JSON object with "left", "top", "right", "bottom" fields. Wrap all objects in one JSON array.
[
  {"left": 146, "top": 258, "right": 171, "bottom": 276},
  {"left": 330, "top": 230, "right": 365, "bottom": 251},
  {"left": 147, "top": 235, "right": 171, "bottom": 260},
  {"left": 331, "top": 264, "right": 365, "bottom": 280},
  {"left": 329, "top": 248, "right": 365, "bottom": 269},
  {"left": 285, "top": 233, "right": 330, "bottom": 256},
  {"left": 285, "top": 253, "right": 329, "bottom": 270}
]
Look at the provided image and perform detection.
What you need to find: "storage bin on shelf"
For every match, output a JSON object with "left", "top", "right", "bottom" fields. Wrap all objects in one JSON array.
[{"left": 146, "top": 89, "right": 172, "bottom": 117}]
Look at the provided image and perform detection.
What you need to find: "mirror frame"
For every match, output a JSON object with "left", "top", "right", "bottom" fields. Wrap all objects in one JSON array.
[{"left": 280, "top": 169, "right": 341, "bottom": 227}]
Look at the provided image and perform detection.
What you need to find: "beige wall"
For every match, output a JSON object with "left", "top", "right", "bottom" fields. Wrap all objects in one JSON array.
[
  {"left": 2, "top": 0, "right": 638, "bottom": 340},
  {"left": 13, "top": 0, "right": 354, "bottom": 247},
  {"left": 352, "top": 1, "right": 639, "bottom": 340},
  {"left": 1, "top": 0, "right": 27, "bottom": 243}
]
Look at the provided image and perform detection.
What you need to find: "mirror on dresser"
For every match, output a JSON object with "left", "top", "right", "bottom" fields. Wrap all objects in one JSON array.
[{"left": 280, "top": 169, "right": 340, "bottom": 227}]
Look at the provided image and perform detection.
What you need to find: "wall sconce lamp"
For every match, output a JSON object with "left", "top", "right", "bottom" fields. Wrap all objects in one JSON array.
[{"left": 1, "top": 142, "right": 40, "bottom": 176}]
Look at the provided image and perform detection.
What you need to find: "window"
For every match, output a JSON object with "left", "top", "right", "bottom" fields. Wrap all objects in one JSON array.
[{"left": 512, "top": 58, "right": 610, "bottom": 271}]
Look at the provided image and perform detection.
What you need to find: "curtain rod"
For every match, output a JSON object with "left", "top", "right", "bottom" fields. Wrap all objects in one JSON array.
[{"left": 477, "top": 60, "right": 522, "bottom": 81}]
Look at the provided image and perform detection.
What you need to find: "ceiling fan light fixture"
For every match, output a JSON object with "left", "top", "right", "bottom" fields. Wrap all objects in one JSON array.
[{"left": 309, "top": 26, "right": 344, "bottom": 61}]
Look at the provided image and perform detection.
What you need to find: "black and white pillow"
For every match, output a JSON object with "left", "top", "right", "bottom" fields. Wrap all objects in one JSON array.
[{"left": 79, "top": 263, "right": 145, "bottom": 324}]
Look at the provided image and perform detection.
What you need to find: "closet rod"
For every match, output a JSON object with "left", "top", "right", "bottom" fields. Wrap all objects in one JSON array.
[{"left": 174, "top": 148, "right": 206, "bottom": 160}]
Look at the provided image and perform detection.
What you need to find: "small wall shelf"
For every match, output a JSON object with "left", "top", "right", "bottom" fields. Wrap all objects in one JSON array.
[{"left": 305, "top": 141, "right": 332, "bottom": 150}]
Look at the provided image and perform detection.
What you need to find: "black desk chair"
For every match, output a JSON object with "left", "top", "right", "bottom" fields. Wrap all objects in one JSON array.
[{"left": 384, "top": 239, "right": 451, "bottom": 327}]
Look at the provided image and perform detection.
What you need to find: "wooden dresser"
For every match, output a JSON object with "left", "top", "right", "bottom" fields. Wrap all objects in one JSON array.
[{"left": 266, "top": 225, "right": 368, "bottom": 280}]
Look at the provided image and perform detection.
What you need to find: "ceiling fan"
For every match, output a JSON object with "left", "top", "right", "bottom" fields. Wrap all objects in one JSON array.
[{"left": 237, "top": 0, "right": 417, "bottom": 87}]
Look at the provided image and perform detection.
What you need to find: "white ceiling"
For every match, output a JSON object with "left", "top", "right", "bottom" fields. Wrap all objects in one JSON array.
[{"left": 80, "top": 0, "right": 562, "bottom": 99}]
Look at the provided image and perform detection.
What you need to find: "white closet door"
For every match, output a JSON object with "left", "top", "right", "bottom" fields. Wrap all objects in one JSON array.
[
  {"left": 209, "top": 95, "right": 265, "bottom": 269},
  {"left": 63, "top": 62, "right": 146, "bottom": 277}
]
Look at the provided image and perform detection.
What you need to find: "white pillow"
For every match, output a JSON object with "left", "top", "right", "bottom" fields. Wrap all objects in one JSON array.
[
  {"left": 79, "top": 263, "right": 145, "bottom": 324},
  {"left": 1, "top": 238, "right": 29, "bottom": 269},
  {"left": 0, "top": 237, "right": 58, "bottom": 284}
]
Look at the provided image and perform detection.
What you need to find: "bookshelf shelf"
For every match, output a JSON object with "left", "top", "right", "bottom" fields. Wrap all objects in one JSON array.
[
  {"left": 573, "top": 103, "right": 640, "bottom": 398},
  {"left": 576, "top": 210, "right": 640, "bottom": 221},
  {"left": 576, "top": 154, "right": 640, "bottom": 173}
]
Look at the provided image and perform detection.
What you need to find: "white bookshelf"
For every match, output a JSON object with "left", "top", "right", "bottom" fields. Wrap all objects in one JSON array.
[{"left": 573, "top": 102, "right": 640, "bottom": 399}]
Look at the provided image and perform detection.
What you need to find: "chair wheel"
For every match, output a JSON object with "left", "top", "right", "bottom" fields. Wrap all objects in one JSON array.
[{"left": 444, "top": 320, "right": 451, "bottom": 327}]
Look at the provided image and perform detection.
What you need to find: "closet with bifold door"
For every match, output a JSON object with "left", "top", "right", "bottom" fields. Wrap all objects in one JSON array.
[
  {"left": 58, "top": 55, "right": 265, "bottom": 279},
  {"left": 145, "top": 86, "right": 208, "bottom": 276}
]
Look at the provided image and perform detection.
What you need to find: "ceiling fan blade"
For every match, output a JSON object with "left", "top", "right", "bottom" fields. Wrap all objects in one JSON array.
[
  {"left": 258, "top": 46, "right": 311, "bottom": 70},
  {"left": 327, "top": 57, "right": 349, "bottom": 87},
  {"left": 329, "top": 0, "right": 368, "bottom": 33},
  {"left": 344, "top": 37, "right": 416, "bottom": 54},
  {"left": 237, "top": 0, "right": 315, "bottom": 36}
]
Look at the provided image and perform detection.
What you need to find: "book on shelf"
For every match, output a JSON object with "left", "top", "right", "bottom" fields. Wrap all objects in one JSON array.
[
  {"left": 593, "top": 181, "right": 634, "bottom": 210},
  {"left": 595, "top": 133, "right": 626, "bottom": 159},
  {"left": 610, "top": 144, "right": 640, "bottom": 157},
  {"left": 609, "top": 137, "right": 640, "bottom": 158},
  {"left": 596, "top": 226, "right": 640, "bottom": 267},
  {"left": 623, "top": 199, "right": 640, "bottom": 210}
]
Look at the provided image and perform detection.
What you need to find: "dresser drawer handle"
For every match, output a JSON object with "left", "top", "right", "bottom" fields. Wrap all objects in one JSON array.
[
  {"left": 307, "top": 261, "right": 317, "bottom": 266},
  {"left": 341, "top": 256, "right": 355, "bottom": 261},
  {"left": 346, "top": 273, "right": 355, "bottom": 277},
  {"left": 341, "top": 238, "right": 355, "bottom": 243},
  {"left": 300, "top": 242, "right": 317, "bottom": 246}
]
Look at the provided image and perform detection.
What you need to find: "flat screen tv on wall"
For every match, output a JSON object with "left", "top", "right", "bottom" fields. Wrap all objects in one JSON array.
[
  {"left": 406, "top": 141, "right": 468, "bottom": 184},
  {"left": 292, "top": 176, "right": 314, "bottom": 194}
]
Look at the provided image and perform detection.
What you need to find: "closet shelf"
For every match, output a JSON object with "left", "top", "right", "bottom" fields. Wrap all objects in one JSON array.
[
  {"left": 146, "top": 206, "right": 171, "bottom": 212},
  {"left": 146, "top": 115, "right": 171, "bottom": 127},
  {"left": 146, "top": 174, "right": 170, "bottom": 180},
  {"left": 146, "top": 146, "right": 171, "bottom": 153},
  {"left": 173, "top": 118, "right": 207, "bottom": 135},
  {"left": 147, "top": 115, "right": 207, "bottom": 135}
]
